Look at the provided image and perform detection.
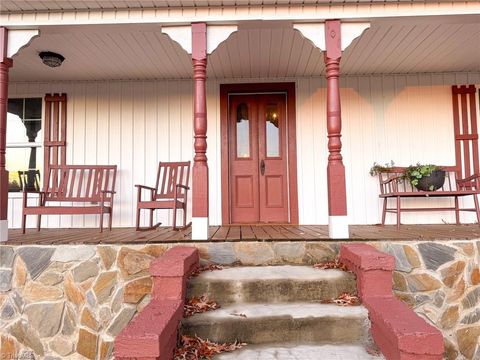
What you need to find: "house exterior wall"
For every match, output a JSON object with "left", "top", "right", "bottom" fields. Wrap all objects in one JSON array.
[{"left": 7, "top": 71, "right": 480, "bottom": 229}]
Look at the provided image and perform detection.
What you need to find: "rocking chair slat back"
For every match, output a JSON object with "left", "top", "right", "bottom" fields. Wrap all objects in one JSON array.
[
  {"left": 155, "top": 161, "right": 190, "bottom": 199},
  {"left": 18, "top": 170, "right": 41, "bottom": 192}
]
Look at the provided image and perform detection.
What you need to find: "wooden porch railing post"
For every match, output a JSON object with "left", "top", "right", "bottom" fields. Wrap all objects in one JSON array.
[
  {"left": 324, "top": 20, "right": 349, "bottom": 239},
  {"left": 0, "top": 27, "right": 13, "bottom": 242},
  {"left": 191, "top": 22, "right": 209, "bottom": 240}
]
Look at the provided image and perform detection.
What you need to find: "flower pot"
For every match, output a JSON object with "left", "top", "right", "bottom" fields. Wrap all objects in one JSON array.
[{"left": 415, "top": 170, "right": 446, "bottom": 191}]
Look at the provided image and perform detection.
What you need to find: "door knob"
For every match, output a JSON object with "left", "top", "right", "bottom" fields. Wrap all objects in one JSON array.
[{"left": 260, "top": 159, "right": 265, "bottom": 176}]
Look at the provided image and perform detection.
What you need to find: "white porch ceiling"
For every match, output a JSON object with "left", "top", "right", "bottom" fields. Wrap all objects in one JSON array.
[
  {"left": 0, "top": 1, "right": 444, "bottom": 13},
  {"left": 8, "top": 16, "right": 480, "bottom": 82}
]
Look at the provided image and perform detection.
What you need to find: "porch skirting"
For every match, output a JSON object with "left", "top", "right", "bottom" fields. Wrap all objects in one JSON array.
[
  {"left": 0, "top": 219, "right": 7, "bottom": 242},
  {"left": 329, "top": 215, "right": 349, "bottom": 239},
  {"left": 1, "top": 239, "right": 479, "bottom": 359},
  {"left": 192, "top": 217, "right": 209, "bottom": 240}
]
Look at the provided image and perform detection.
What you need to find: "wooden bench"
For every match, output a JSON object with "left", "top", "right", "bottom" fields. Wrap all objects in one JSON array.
[
  {"left": 377, "top": 166, "right": 480, "bottom": 228},
  {"left": 22, "top": 165, "right": 117, "bottom": 233}
]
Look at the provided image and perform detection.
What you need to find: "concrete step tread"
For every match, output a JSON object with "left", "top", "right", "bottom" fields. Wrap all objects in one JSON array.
[
  {"left": 188, "top": 266, "right": 356, "bottom": 304},
  {"left": 182, "top": 303, "right": 369, "bottom": 344},
  {"left": 214, "top": 344, "right": 384, "bottom": 360},
  {"left": 184, "top": 303, "right": 368, "bottom": 321},
  {"left": 193, "top": 265, "right": 350, "bottom": 281}
]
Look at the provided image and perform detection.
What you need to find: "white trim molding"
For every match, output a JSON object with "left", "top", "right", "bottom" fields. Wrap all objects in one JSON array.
[
  {"left": 192, "top": 217, "right": 209, "bottom": 240},
  {"left": 0, "top": 220, "right": 8, "bottom": 242},
  {"left": 2, "top": 3, "right": 479, "bottom": 27},
  {"left": 328, "top": 216, "right": 349, "bottom": 239},
  {"left": 7, "top": 29, "right": 39, "bottom": 58}
]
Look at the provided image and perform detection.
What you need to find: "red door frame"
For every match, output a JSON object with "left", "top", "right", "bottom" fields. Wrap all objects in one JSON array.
[{"left": 220, "top": 82, "right": 299, "bottom": 225}]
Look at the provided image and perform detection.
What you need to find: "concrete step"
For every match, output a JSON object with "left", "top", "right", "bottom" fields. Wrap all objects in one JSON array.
[
  {"left": 181, "top": 303, "right": 370, "bottom": 345},
  {"left": 187, "top": 266, "right": 356, "bottom": 304},
  {"left": 214, "top": 344, "right": 384, "bottom": 360}
]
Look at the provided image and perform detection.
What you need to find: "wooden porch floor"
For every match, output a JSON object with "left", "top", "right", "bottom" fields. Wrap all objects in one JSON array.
[{"left": 5, "top": 224, "right": 480, "bottom": 245}]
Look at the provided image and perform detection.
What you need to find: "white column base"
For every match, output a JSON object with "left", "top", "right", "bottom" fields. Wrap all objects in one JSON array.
[
  {"left": 192, "top": 217, "right": 209, "bottom": 240},
  {"left": 328, "top": 216, "right": 349, "bottom": 239},
  {"left": 0, "top": 220, "right": 8, "bottom": 242}
]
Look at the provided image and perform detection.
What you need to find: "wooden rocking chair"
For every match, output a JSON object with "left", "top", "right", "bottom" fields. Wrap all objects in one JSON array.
[
  {"left": 135, "top": 161, "right": 191, "bottom": 231},
  {"left": 18, "top": 170, "right": 41, "bottom": 192}
]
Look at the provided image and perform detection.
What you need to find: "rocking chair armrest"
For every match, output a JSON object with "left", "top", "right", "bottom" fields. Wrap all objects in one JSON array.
[
  {"left": 175, "top": 184, "right": 190, "bottom": 190},
  {"left": 134, "top": 184, "right": 156, "bottom": 192},
  {"left": 22, "top": 190, "right": 46, "bottom": 207},
  {"left": 22, "top": 189, "right": 45, "bottom": 194},
  {"left": 22, "top": 190, "right": 46, "bottom": 201}
]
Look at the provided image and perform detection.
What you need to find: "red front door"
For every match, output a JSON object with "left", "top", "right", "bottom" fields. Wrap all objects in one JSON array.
[{"left": 229, "top": 94, "right": 289, "bottom": 223}]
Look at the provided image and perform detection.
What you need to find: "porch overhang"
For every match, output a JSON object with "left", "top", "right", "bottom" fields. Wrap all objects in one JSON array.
[{"left": 4, "top": 14, "right": 479, "bottom": 83}]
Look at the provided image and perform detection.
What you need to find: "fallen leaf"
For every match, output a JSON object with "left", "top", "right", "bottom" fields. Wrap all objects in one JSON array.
[
  {"left": 314, "top": 259, "right": 349, "bottom": 272},
  {"left": 321, "top": 292, "right": 360, "bottom": 306},
  {"left": 174, "top": 335, "right": 246, "bottom": 360},
  {"left": 190, "top": 264, "right": 224, "bottom": 277},
  {"left": 184, "top": 295, "right": 221, "bottom": 317}
]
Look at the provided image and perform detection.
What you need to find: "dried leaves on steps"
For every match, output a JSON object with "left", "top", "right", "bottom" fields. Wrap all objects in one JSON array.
[
  {"left": 313, "top": 259, "right": 349, "bottom": 272},
  {"left": 174, "top": 335, "right": 246, "bottom": 360},
  {"left": 366, "top": 344, "right": 383, "bottom": 357},
  {"left": 184, "top": 295, "right": 220, "bottom": 317},
  {"left": 321, "top": 292, "right": 360, "bottom": 306},
  {"left": 190, "top": 264, "right": 224, "bottom": 278}
]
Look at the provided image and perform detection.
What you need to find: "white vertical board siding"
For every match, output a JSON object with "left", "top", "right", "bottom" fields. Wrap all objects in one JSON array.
[
  {"left": 7, "top": 72, "right": 480, "bottom": 229},
  {"left": 296, "top": 72, "right": 480, "bottom": 225},
  {"left": 7, "top": 79, "right": 196, "bottom": 229}
]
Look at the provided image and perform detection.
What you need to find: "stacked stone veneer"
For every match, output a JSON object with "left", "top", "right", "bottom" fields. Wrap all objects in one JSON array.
[{"left": 0, "top": 240, "right": 479, "bottom": 359}]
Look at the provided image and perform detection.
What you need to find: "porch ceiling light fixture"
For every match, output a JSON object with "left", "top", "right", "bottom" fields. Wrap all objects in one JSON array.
[{"left": 39, "top": 51, "right": 65, "bottom": 68}]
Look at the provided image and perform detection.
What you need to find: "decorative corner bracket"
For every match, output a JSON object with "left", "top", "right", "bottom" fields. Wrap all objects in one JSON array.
[
  {"left": 162, "top": 26, "right": 192, "bottom": 54},
  {"left": 162, "top": 24, "right": 237, "bottom": 55},
  {"left": 293, "top": 21, "right": 370, "bottom": 52},
  {"left": 206, "top": 25, "right": 237, "bottom": 54},
  {"left": 293, "top": 23, "right": 326, "bottom": 51},
  {"left": 7, "top": 29, "right": 39, "bottom": 58},
  {"left": 340, "top": 22, "right": 370, "bottom": 50}
]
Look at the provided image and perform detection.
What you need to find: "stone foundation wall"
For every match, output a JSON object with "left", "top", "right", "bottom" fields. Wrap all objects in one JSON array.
[{"left": 0, "top": 240, "right": 479, "bottom": 359}]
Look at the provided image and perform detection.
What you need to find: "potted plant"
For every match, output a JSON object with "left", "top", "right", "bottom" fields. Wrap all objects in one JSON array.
[
  {"left": 405, "top": 163, "right": 445, "bottom": 191},
  {"left": 369, "top": 161, "right": 396, "bottom": 177}
]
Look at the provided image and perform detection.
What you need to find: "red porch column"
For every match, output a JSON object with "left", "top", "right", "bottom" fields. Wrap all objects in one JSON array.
[
  {"left": 191, "top": 23, "right": 209, "bottom": 240},
  {"left": 324, "top": 20, "right": 349, "bottom": 238},
  {"left": 0, "top": 27, "right": 12, "bottom": 242}
]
